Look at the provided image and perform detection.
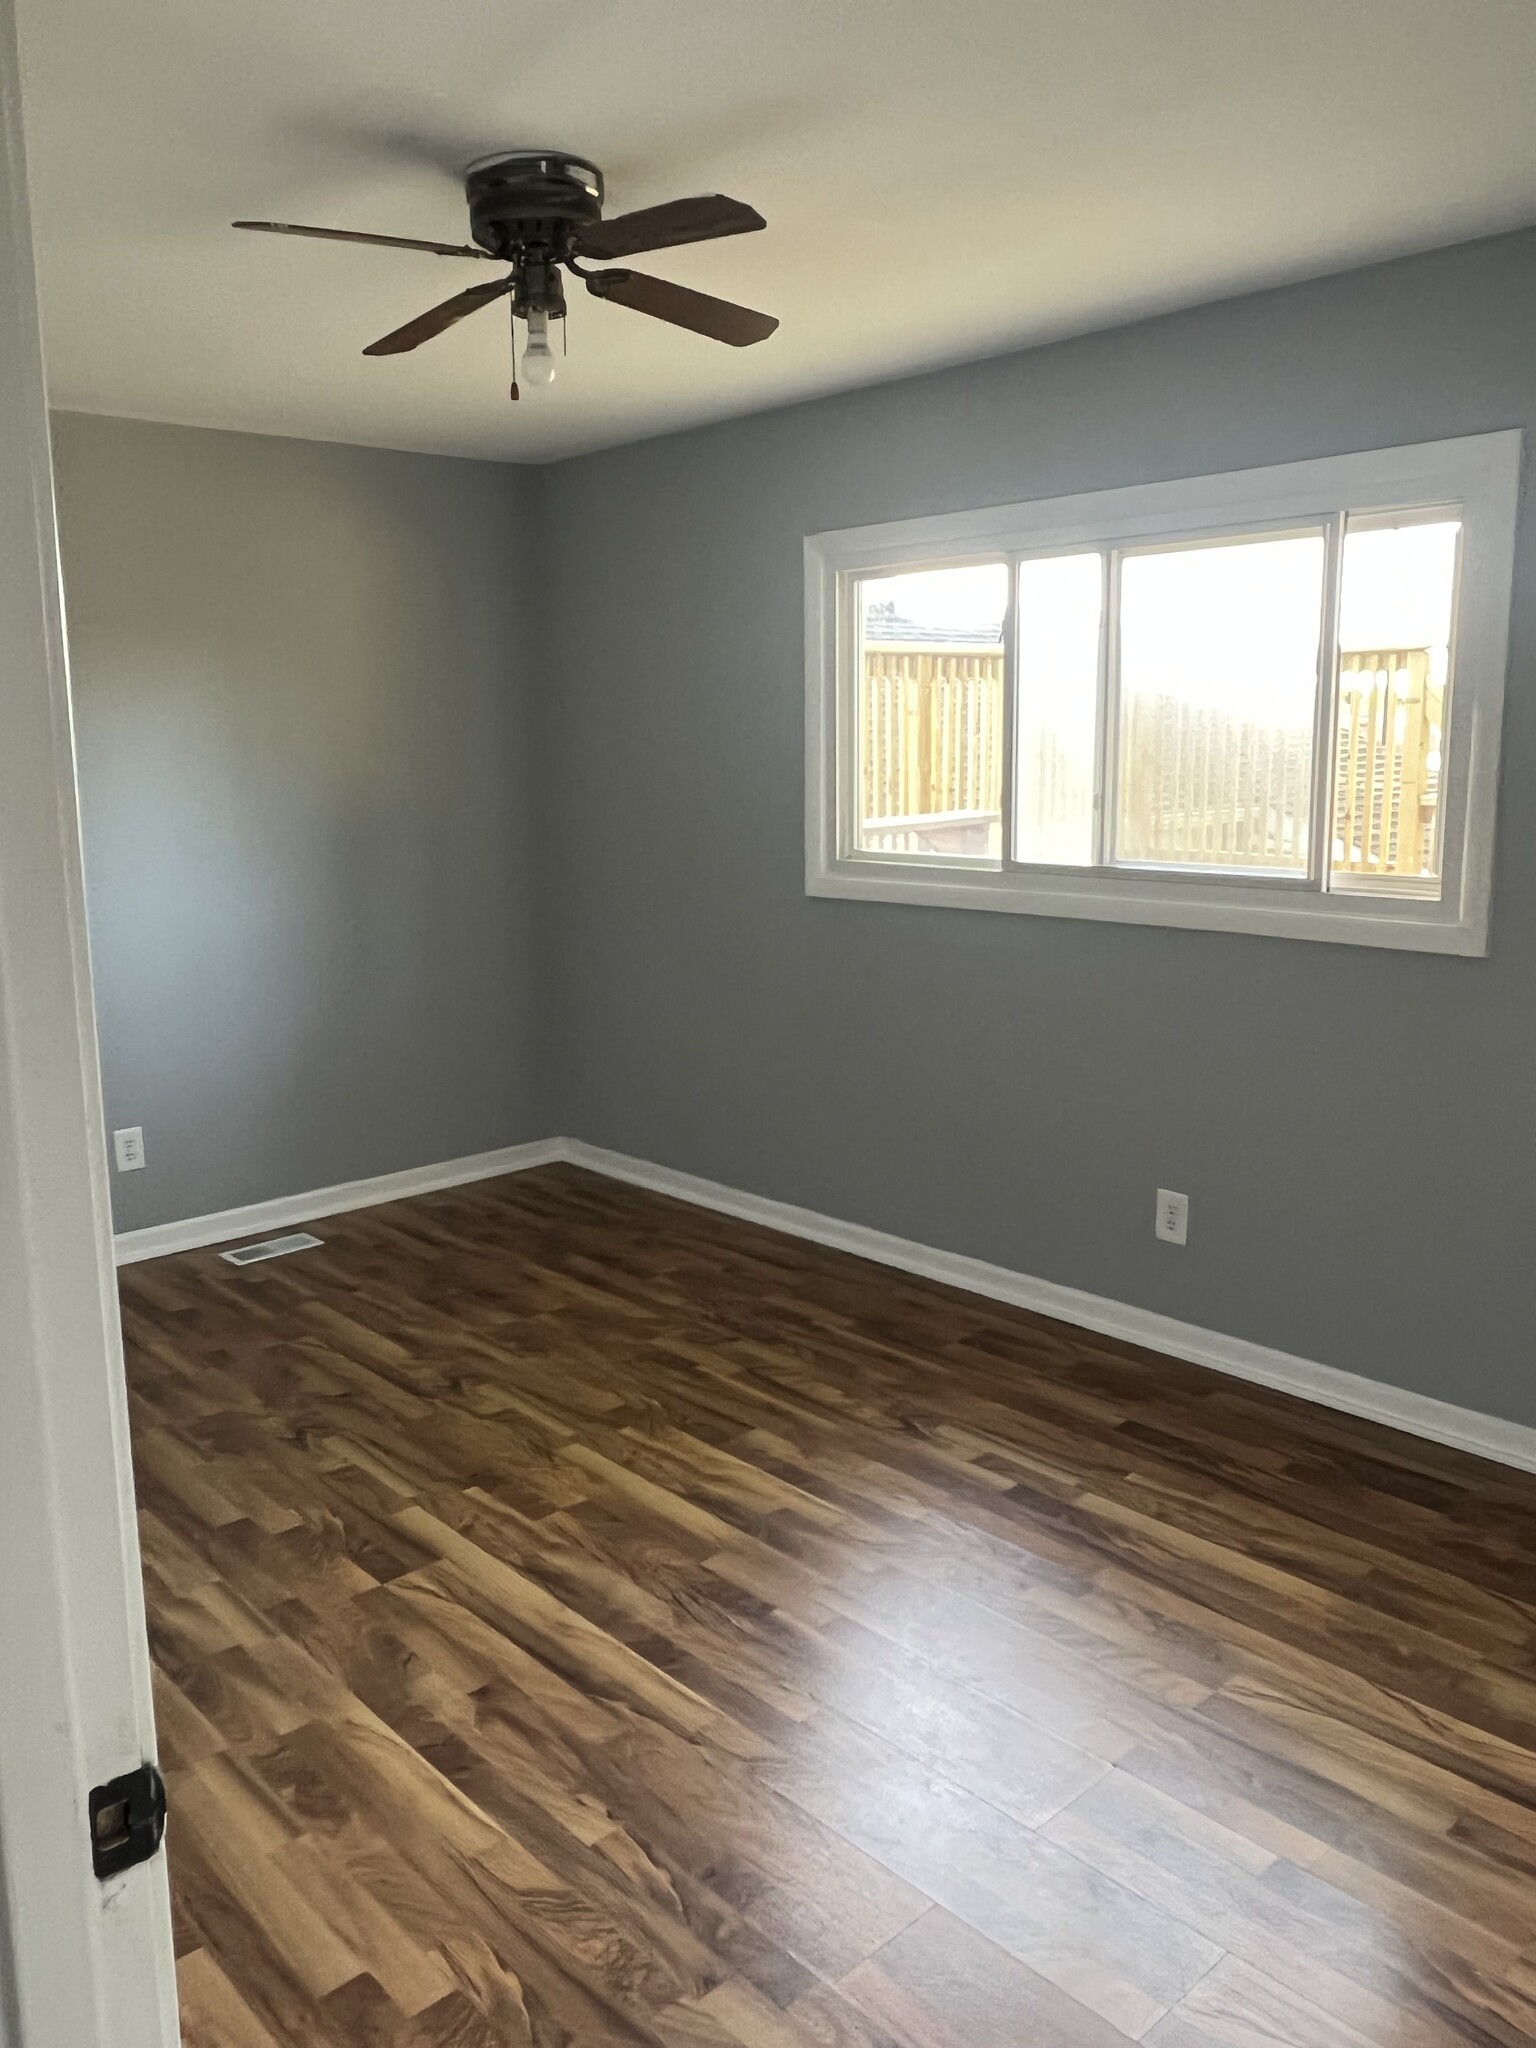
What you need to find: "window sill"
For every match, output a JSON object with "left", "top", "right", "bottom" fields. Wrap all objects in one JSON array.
[{"left": 806, "top": 857, "right": 1489, "bottom": 954}]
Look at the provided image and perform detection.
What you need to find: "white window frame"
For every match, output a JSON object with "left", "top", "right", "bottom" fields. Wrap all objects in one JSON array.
[{"left": 805, "top": 432, "right": 1522, "bottom": 953}]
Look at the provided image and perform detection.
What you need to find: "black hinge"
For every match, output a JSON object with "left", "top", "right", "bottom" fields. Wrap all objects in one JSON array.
[{"left": 89, "top": 1763, "right": 166, "bottom": 1880}]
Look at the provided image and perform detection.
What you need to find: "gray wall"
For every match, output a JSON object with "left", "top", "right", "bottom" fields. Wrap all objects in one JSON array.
[
  {"left": 55, "top": 234, "right": 1536, "bottom": 1426},
  {"left": 534, "top": 229, "right": 1536, "bottom": 1428},
  {"left": 53, "top": 415, "right": 547, "bottom": 1232}
]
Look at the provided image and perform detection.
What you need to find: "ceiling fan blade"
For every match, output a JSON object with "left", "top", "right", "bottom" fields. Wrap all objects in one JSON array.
[
  {"left": 233, "top": 220, "right": 496, "bottom": 260},
  {"left": 362, "top": 278, "right": 512, "bottom": 355},
  {"left": 574, "top": 195, "right": 765, "bottom": 262},
  {"left": 585, "top": 268, "right": 777, "bottom": 346}
]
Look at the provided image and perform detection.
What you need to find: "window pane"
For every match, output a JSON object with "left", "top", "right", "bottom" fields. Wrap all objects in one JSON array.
[
  {"left": 1331, "top": 518, "right": 1460, "bottom": 894},
  {"left": 858, "top": 564, "right": 1007, "bottom": 857},
  {"left": 1013, "top": 553, "right": 1103, "bottom": 866},
  {"left": 1114, "top": 533, "right": 1326, "bottom": 872}
]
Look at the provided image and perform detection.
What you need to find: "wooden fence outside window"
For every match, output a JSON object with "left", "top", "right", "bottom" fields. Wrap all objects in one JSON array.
[{"left": 858, "top": 640, "right": 1442, "bottom": 878}]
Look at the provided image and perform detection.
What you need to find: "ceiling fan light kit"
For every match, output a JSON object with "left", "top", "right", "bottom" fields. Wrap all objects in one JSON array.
[{"left": 234, "top": 149, "right": 776, "bottom": 405}]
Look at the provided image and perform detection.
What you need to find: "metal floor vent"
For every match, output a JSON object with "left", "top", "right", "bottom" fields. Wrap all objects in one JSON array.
[{"left": 220, "top": 1231, "right": 324, "bottom": 1267}]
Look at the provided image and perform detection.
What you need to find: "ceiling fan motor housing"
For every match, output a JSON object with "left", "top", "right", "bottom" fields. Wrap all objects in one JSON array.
[{"left": 464, "top": 152, "right": 604, "bottom": 259}]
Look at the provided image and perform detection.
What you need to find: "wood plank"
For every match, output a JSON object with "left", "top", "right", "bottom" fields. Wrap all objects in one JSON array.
[{"left": 115, "top": 1165, "right": 1536, "bottom": 2048}]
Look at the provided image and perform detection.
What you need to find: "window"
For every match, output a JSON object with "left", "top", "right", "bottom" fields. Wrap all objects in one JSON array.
[{"left": 806, "top": 434, "right": 1520, "bottom": 952}]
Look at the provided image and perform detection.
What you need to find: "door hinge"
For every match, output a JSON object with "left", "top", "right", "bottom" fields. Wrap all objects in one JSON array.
[{"left": 89, "top": 1763, "right": 166, "bottom": 1880}]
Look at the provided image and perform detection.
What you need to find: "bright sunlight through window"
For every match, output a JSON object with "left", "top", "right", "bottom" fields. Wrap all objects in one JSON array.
[{"left": 808, "top": 436, "right": 1519, "bottom": 952}]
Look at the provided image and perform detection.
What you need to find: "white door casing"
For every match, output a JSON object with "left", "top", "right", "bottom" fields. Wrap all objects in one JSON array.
[{"left": 0, "top": 0, "right": 179, "bottom": 2040}]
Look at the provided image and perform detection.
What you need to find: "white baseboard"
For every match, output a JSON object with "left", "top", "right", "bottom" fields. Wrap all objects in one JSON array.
[
  {"left": 562, "top": 1139, "right": 1536, "bottom": 1479},
  {"left": 111, "top": 1139, "right": 565, "bottom": 1265},
  {"left": 114, "top": 1133, "right": 1536, "bottom": 1478}
]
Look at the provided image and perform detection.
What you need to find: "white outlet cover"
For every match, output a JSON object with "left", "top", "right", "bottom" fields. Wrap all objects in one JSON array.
[
  {"left": 1155, "top": 1188, "right": 1189, "bottom": 1245},
  {"left": 112, "top": 1126, "right": 145, "bottom": 1172}
]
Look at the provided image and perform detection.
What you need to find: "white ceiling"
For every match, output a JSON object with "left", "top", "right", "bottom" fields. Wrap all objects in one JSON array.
[{"left": 19, "top": 0, "right": 1536, "bottom": 465}]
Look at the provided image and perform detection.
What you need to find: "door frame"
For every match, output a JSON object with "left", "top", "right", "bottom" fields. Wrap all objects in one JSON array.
[{"left": 0, "top": 1, "right": 179, "bottom": 2041}]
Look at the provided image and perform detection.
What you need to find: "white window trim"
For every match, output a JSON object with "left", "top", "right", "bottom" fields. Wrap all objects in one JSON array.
[{"left": 805, "top": 432, "right": 1522, "bottom": 954}]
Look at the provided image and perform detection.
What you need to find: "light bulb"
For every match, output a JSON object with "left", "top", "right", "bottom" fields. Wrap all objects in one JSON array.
[{"left": 521, "top": 307, "right": 558, "bottom": 387}]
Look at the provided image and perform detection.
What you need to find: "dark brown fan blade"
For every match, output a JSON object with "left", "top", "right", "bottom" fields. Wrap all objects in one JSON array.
[
  {"left": 585, "top": 268, "right": 777, "bottom": 346},
  {"left": 234, "top": 220, "right": 496, "bottom": 260},
  {"left": 574, "top": 195, "right": 764, "bottom": 262},
  {"left": 362, "top": 277, "right": 512, "bottom": 356}
]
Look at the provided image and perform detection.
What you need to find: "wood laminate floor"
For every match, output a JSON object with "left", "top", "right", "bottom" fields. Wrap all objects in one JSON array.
[{"left": 121, "top": 1165, "right": 1536, "bottom": 2048}]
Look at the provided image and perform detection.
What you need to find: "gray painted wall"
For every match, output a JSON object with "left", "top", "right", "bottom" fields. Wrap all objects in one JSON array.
[
  {"left": 534, "top": 229, "right": 1536, "bottom": 1428},
  {"left": 53, "top": 414, "right": 546, "bottom": 1232},
  {"left": 53, "top": 233, "right": 1536, "bottom": 1427}
]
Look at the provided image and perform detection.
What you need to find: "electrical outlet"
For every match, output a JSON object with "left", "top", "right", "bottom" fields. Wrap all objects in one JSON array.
[
  {"left": 1155, "top": 1188, "right": 1188, "bottom": 1245},
  {"left": 112, "top": 1126, "right": 145, "bottom": 1173}
]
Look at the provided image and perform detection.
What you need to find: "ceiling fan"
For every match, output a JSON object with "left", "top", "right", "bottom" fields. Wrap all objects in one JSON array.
[{"left": 235, "top": 151, "right": 777, "bottom": 400}]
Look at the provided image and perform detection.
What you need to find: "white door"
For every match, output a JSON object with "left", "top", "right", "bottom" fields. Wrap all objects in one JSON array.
[{"left": 0, "top": 0, "right": 179, "bottom": 2041}]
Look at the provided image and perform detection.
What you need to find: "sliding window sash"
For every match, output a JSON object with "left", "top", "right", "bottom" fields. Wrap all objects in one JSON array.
[{"left": 805, "top": 432, "right": 1521, "bottom": 953}]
